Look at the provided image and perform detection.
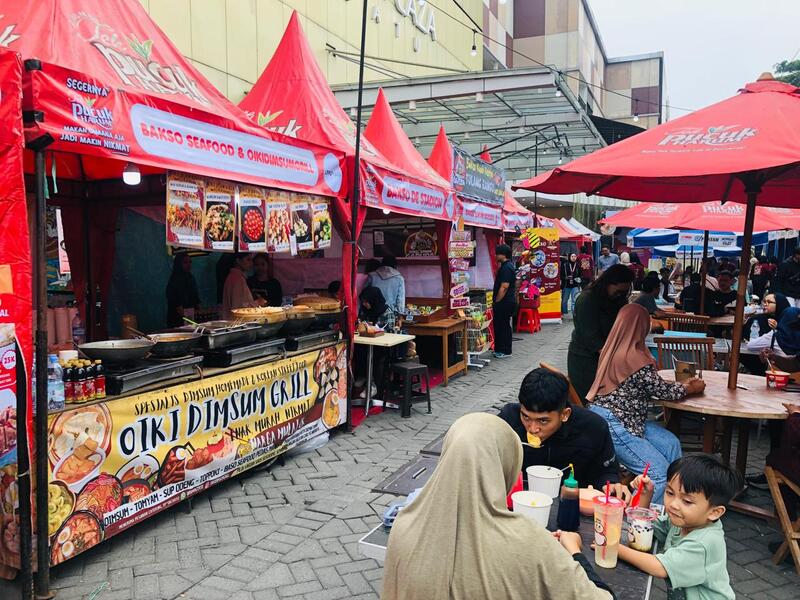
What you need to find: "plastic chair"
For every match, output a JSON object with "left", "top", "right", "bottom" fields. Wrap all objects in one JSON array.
[{"left": 516, "top": 296, "right": 541, "bottom": 333}]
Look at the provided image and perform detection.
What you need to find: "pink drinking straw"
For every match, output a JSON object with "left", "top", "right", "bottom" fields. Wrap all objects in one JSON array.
[{"left": 602, "top": 480, "right": 610, "bottom": 561}]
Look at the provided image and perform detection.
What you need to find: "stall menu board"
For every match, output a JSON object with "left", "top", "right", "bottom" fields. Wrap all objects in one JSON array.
[
  {"left": 46, "top": 343, "right": 347, "bottom": 566},
  {"left": 291, "top": 200, "right": 314, "bottom": 252},
  {"left": 203, "top": 179, "right": 236, "bottom": 252},
  {"left": 521, "top": 227, "right": 561, "bottom": 319},
  {"left": 166, "top": 173, "right": 205, "bottom": 248},
  {"left": 448, "top": 230, "right": 472, "bottom": 309},
  {"left": 238, "top": 185, "right": 267, "bottom": 252},
  {"left": 166, "top": 171, "right": 332, "bottom": 253},
  {"left": 373, "top": 227, "right": 439, "bottom": 260},
  {"left": 311, "top": 202, "right": 333, "bottom": 249},
  {"left": 452, "top": 146, "right": 505, "bottom": 207}
]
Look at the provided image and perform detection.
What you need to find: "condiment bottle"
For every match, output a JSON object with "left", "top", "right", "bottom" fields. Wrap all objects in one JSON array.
[
  {"left": 556, "top": 464, "right": 580, "bottom": 532},
  {"left": 83, "top": 360, "right": 96, "bottom": 401},
  {"left": 62, "top": 361, "right": 74, "bottom": 404},
  {"left": 74, "top": 361, "right": 86, "bottom": 403},
  {"left": 94, "top": 360, "right": 106, "bottom": 399}
]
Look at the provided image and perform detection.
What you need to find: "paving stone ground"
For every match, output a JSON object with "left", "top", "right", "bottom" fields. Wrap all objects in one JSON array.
[{"left": 31, "top": 322, "right": 795, "bottom": 599}]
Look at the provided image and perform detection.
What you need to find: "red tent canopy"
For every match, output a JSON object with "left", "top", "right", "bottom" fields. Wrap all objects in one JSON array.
[
  {"left": 599, "top": 201, "right": 797, "bottom": 231},
  {"left": 514, "top": 79, "right": 800, "bottom": 208},
  {"left": 5, "top": 1, "right": 344, "bottom": 196}
]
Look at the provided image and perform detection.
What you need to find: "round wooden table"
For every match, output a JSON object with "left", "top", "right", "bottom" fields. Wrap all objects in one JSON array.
[{"left": 658, "top": 370, "right": 790, "bottom": 518}]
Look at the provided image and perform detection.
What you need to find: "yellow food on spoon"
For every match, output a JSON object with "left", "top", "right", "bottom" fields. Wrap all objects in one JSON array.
[{"left": 526, "top": 432, "right": 542, "bottom": 448}]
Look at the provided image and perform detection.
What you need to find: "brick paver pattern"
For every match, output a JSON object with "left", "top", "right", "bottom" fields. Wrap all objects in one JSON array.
[{"left": 45, "top": 323, "right": 794, "bottom": 600}]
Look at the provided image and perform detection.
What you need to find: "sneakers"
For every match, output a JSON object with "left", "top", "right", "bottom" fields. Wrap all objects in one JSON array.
[{"left": 493, "top": 352, "right": 509, "bottom": 359}]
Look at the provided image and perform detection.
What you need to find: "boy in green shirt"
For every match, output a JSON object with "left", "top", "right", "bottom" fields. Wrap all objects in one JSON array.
[{"left": 620, "top": 454, "right": 741, "bottom": 600}]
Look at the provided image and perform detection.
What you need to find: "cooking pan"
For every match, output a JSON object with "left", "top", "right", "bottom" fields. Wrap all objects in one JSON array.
[
  {"left": 78, "top": 339, "right": 155, "bottom": 364},
  {"left": 148, "top": 332, "right": 202, "bottom": 358}
]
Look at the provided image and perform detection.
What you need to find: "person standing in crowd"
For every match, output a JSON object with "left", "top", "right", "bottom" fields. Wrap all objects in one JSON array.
[
  {"left": 659, "top": 267, "right": 674, "bottom": 303},
  {"left": 597, "top": 246, "right": 620, "bottom": 274},
  {"left": 777, "top": 247, "right": 800, "bottom": 306},
  {"left": 368, "top": 255, "right": 406, "bottom": 317},
  {"left": 628, "top": 253, "right": 646, "bottom": 290},
  {"left": 561, "top": 252, "right": 581, "bottom": 316},
  {"left": 247, "top": 254, "right": 283, "bottom": 307},
  {"left": 493, "top": 244, "right": 516, "bottom": 358},
  {"left": 620, "top": 251, "right": 631, "bottom": 267},
  {"left": 568, "top": 264, "right": 634, "bottom": 400},
  {"left": 587, "top": 304, "right": 706, "bottom": 502},
  {"left": 681, "top": 265, "right": 694, "bottom": 287},
  {"left": 751, "top": 255, "right": 771, "bottom": 301},
  {"left": 576, "top": 245, "right": 595, "bottom": 288},
  {"left": 165, "top": 252, "right": 200, "bottom": 328},
  {"left": 708, "top": 271, "right": 737, "bottom": 317},
  {"left": 677, "top": 272, "right": 703, "bottom": 313}
]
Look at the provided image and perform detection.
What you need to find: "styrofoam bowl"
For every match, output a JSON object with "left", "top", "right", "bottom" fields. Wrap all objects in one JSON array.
[
  {"left": 511, "top": 491, "right": 553, "bottom": 527},
  {"left": 526, "top": 465, "right": 563, "bottom": 498}
]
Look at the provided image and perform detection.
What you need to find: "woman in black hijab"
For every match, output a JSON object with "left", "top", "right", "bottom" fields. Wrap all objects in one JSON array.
[
  {"left": 355, "top": 286, "right": 396, "bottom": 399},
  {"left": 166, "top": 252, "right": 200, "bottom": 327},
  {"left": 359, "top": 286, "right": 395, "bottom": 329}
]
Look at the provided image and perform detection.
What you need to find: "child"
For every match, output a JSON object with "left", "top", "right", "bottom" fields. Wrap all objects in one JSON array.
[{"left": 620, "top": 453, "right": 740, "bottom": 600}]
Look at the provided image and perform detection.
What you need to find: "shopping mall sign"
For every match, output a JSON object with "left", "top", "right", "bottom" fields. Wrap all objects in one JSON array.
[{"left": 394, "top": 0, "right": 437, "bottom": 41}]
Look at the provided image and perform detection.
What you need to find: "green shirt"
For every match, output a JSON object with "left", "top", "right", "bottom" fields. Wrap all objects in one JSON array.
[{"left": 653, "top": 515, "right": 734, "bottom": 600}]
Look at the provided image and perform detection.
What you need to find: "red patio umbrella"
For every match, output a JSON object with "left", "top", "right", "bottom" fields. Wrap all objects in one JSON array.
[{"left": 514, "top": 75, "right": 800, "bottom": 389}]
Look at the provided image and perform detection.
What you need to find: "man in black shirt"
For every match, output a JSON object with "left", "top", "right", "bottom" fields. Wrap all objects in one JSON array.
[
  {"left": 677, "top": 272, "right": 702, "bottom": 313},
  {"left": 498, "top": 368, "right": 630, "bottom": 501},
  {"left": 707, "top": 270, "right": 737, "bottom": 317},
  {"left": 492, "top": 244, "right": 516, "bottom": 358}
]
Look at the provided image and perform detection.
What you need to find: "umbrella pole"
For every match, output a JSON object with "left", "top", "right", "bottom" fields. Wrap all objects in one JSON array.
[
  {"left": 699, "top": 230, "right": 709, "bottom": 316},
  {"left": 728, "top": 191, "right": 758, "bottom": 390}
]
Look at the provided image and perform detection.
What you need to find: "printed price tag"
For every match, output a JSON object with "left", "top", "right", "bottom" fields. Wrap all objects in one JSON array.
[
  {"left": 450, "top": 296, "right": 471, "bottom": 309},
  {"left": 450, "top": 283, "right": 469, "bottom": 297}
]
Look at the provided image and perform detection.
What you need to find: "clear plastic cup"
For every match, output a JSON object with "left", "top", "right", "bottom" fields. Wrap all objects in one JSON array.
[
  {"left": 593, "top": 495, "right": 626, "bottom": 568},
  {"left": 626, "top": 506, "right": 658, "bottom": 552}
]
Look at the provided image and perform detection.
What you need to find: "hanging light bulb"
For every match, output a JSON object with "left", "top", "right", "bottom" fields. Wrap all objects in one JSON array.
[
  {"left": 633, "top": 113, "right": 640, "bottom": 122},
  {"left": 633, "top": 98, "right": 640, "bottom": 122},
  {"left": 122, "top": 162, "right": 140, "bottom": 185},
  {"left": 471, "top": 30, "right": 477, "bottom": 57},
  {"left": 382, "top": 208, "right": 391, "bottom": 215},
  {"left": 350, "top": 107, "right": 357, "bottom": 117},
  {"left": 464, "top": 131, "right": 471, "bottom": 140},
  {"left": 414, "top": 137, "right": 421, "bottom": 145},
  {"left": 409, "top": 100, "right": 417, "bottom": 111},
  {"left": 555, "top": 88, "right": 562, "bottom": 97},
  {"left": 475, "top": 92, "right": 483, "bottom": 102},
  {"left": 558, "top": 154, "right": 563, "bottom": 165},
  {"left": 518, "top": 126, "right": 525, "bottom": 134}
]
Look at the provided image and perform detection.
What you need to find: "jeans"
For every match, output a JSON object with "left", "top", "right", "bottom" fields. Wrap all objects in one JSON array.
[
  {"left": 561, "top": 286, "right": 580, "bottom": 314},
  {"left": 589, "top": 404, "right": 682, "bottom": 503}
]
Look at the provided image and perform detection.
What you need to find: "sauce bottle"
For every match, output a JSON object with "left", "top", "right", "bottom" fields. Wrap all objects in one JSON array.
[
  {"left": 556, "top": 464, "right": 580, "bottom": 532},
  {"left": 62, "top": 361, "right": 74, "bottom": 404},
  {"left": 74, "top": 361, "right": 86, "bottom": 403},
  {"left": 94, "top": 360, "right": 106, "bottom": 399},
  {"left": 83, "top": 360, "right": 96, "bottom": 401}
]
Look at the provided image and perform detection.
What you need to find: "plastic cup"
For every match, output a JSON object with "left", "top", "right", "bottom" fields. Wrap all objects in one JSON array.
[
  {"left": 526, "top": 465, "right": 562, "bottom": 498},
  {"left": 593, "top": 495, "right": 625, "bottom": 568},
  {"left": 625, "top": 506, "right": 658, "bottom": 552},
  {"left": 511, "top": 491, "right": 553, "bottom": 528},
  {"left": 766, "top": 371, "right": 789, "bottom": 389}
]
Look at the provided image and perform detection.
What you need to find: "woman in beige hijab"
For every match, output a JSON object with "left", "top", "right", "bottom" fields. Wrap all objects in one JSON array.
[
  {"left": 381, "top": 413, "right": 614, "bottom": 600},
  {"left": 586, "top": 303, "right": 704, "bottom": 503}
]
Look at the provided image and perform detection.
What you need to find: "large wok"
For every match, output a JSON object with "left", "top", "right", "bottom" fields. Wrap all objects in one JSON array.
[
  {"left": 148, "top": 332, "right": 202, "bottom": 358},
  {"left": 78, "top": 339, "right": 155, "bottom": 364}
]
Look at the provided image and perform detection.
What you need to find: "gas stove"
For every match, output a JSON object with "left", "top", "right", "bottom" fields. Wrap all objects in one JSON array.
[{"left": 105, "top": 355, "right": 204, "bottom": 396}]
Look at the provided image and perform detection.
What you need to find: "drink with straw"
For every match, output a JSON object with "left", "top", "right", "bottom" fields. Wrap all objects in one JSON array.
[{"left": 593, "top": 492, "right": 626, "bottom": 568}]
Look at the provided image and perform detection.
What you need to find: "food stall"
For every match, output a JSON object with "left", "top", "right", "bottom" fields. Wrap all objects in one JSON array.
[{"left": 0, "top": 1, "right": 352, "bottom": 588}]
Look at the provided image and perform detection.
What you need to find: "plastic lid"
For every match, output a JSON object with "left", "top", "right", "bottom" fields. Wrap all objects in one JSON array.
[
  {"left": 48, "top": 354, "right": 58, "bottom": 363},
  {"left": 564, "top": 464, "right": 578, "bottom": 488}
]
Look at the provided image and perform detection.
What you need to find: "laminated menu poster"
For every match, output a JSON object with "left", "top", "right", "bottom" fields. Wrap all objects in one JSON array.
[
  {"left": 0, "top": 323, "right": 16, "bottom": 469},
  {"left": 238, "top": 185, "right": 267, "bottom": 252},
  {"left": 266, "top": 196, "right": 291, "bottom": 253},
  {"left": 521, "top": 227, "right": 561, "bottom": 319},
  {"left": 166, "top": 173, "right": 205, "bottom": 249},
  {"left": 291, "top": 201, "right": 314, "bottom": 251},
  {"left": 203, "top": 179, "right": 236, "bottom": 252},
  {"left": 46, "top": 343, "right": 348, "bottom": 566},
  {"left": 311, "top": 201, "right": 332, "bottom": 250}
]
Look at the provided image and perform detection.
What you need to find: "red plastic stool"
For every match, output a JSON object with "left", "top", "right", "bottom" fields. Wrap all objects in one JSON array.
[{"left": 516, "top": 307, "right": 541, "bottom": 333}]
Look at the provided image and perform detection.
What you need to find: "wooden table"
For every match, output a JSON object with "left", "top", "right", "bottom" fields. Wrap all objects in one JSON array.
[
  {"left": 404, "top": 318, "right": 468, "bottom": 386},
  {"left": 658, "top": 370, "right": 789, "bottom": 517},
  {"left": 354, "top": 333, "right": 416, "bottom": 416},
  {"left": 708, "top": 314, "right": 736, "bottom": 327}
]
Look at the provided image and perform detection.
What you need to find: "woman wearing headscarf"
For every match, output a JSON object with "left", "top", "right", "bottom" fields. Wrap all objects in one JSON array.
[
  {"left": 359, "top": 285, "right": 395, "bottom": 329},
  {"left": 743, "top": 293, "right": 791, "bottom": 364},
  {"left": 567, "top": 264, "right": 634, "bottom": 401},
  {"left": 165, "top": 252, "right": 200, "bottom": 327},
  {"left": 354, "top": 286, "right": 395, "bottom": 398},
  {"left": 381, "top": 413, "right": 614, "bottom": 600},
  {"left": 586, "top": 304, "right": 705, "bottom": 502}
]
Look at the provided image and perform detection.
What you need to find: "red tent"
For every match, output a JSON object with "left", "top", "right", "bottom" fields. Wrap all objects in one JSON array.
[
  {"left": 5, "top": 1, "right": 345, "bottom": 195},
  {"left": 599, "top": 200, "right": 795, "bottom": 231}
]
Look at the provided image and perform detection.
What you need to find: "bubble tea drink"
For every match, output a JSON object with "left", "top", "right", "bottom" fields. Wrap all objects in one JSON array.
[
  {"left": 593, "top": 495, "right": 626, "bottom": 568},
  {"left": 626, "top": 507, "right": 658, "bottom": 552}
]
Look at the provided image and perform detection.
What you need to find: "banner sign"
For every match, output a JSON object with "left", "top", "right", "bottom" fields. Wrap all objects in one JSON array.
[
  {"left": 0, "top": 49, "right": 31, "bottom": 572},
  {"left": 46, "top": 343, "right": 347, "bottom": 566},
  {"left": 504, "top": 211, "right": 534, "bottom": 233},
  {"left": 165, "top": 172, "right": 331, "bottom": 254},
  {"left": 447, "top": 241, "right": 475, "bottom": 259},
  {"left": 452, "top": 146, "right": 505, "bottom": 207},
  {"left": 361, "top": 162, "right": 455, "bottom": 221},
  {"left": 458, "top": 199, "right": 503, "bottom": 229},
  {"left": 373, "top": 227, "right": 439, "bottom": 260},
  {"left": 677, "top": 232, "right": 737, "bottom": 247},
  {"left": 521, "top": 228, "right": 561, "bottom": 319},
  {"left": 25, "top": 62, "right": 346, "bottom": 198}
]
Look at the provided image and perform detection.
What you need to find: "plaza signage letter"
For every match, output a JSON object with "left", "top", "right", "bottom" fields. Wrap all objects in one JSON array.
[{"left": 394, "top": 0, "right": 437, "bottom": 41}]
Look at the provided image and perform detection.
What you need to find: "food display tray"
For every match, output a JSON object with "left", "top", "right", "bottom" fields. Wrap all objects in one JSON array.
[
  {"left": 178, "top": 321, "right": 261, "bottom": 350},
  {"left": 284, "top": 330, "right": 340, "bottom": 352},
  {"left": 200, "top": 338, "right": 286, "bottom": 367},
  {"left": 106, "top": 355, "right": 203, "bottom": 396}
]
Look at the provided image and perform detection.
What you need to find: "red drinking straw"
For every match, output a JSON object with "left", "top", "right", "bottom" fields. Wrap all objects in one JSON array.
[{"left": 631, "top": 463, "right": 651, "bottom": 508}]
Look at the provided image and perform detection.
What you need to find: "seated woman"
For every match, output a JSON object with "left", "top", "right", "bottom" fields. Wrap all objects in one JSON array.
[
  {"left": 587, "top": 304, "right": 705, "bottom": 503},
  {"left": 382, "top": 413, "right": 614, "bottom": 600},
  {"left": 740, "top": 293, "right": 790, "bottom": 374},
  {"left": 353, "top": 286, "right": 395, "bottom": 398}
]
